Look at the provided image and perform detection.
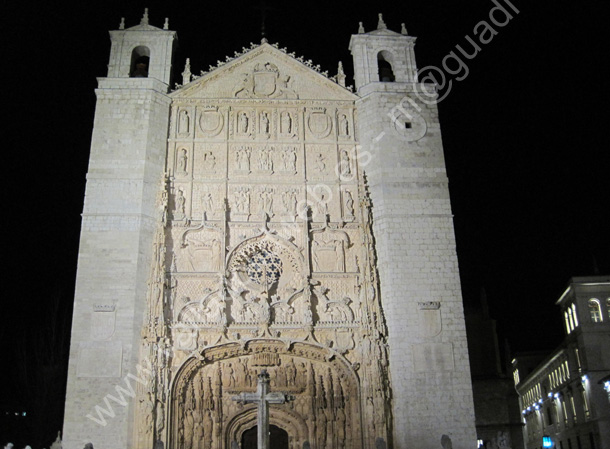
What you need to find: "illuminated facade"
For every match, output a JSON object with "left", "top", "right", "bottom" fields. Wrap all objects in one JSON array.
[{"left": 512, "top": 276, "right": 610, "bottom": 449}]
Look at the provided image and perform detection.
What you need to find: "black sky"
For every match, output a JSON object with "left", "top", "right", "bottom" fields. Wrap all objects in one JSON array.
[{"left": 2, "top": 0, "right": 608, "bottom": 440}]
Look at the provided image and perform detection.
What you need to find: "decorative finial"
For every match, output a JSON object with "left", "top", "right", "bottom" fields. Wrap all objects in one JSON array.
[
  {"left": 337, "top": 62, "right": 346, "bottom": 87},
  {"left": 358, "top": 22, "right": 365, "bottom": 34},
  {"left": 377, "top": 13, "right": 387, "bottom": 30},
  {"left": 261, "top": 37, "right": 268, "bottom": 44},
  {"left": 119, "top": 17, "right": 125, "bottom": 30},
  {"left": 401, "top": 23, "right": 408, "bottom": 35},
  {"left": 163, "top": 18, "right": 169, "bottom": 30},
  {"left": 182, "top": 58, "right": 192, "bottom": 85},
  {"left": 141, "top": 8, "right": 149, "bottom": 25}
]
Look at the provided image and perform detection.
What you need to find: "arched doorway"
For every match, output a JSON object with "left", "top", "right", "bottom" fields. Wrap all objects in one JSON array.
[{"left": 242, "top": 425, "right": 288, "bottom": 449}]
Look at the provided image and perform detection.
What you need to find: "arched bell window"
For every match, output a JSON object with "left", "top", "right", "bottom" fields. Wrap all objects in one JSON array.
[
  {"left": 588, "top": 298, "right": 603, "bottom": 323},
  {"left": 130, "top": 46, "right": 150, "bottom": 77},
  {"left": 377, "top": 51, "right": 395, "bottom": 82}
]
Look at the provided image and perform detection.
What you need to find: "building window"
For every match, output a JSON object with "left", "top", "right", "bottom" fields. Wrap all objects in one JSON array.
[
  {"left": 572, "top": 303, "right": 579, "bottom": 326},
  {"left": 581, "top": 388, "right": 590, "bottom": 419},
  {"left": 130, "top": 46, "right": 150, "bottom": 78},
  {"left": 513, "top": 369, "right": 520, "bottom": 385},
  {"left": 588, "top": 299, "right": 603, "bottom": 322},
  {"left": 570, "top": 394, "right": 577, "bottom": 423},
  {"left": 377, "top": 51, "right": 395, "bottom": 82},
  {"left": 606, "top": 298, "right": 610, "bottom": 319}
]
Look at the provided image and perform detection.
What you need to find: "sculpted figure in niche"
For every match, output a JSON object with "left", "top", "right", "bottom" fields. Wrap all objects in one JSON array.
[
  {"left": 343, "top": 191, "right": 354, "bottom": 217},
  {"left": 260, "top": 111, "right": 270, "bottom": 134},
  {"left": 281, "top": 112, "right": 292, "bottom": 134},
  {"left": 340, "top": 150, "right": 351, "bottom": 177},
  {"left": 315, "top": 153, "right": 326, "bottom": 172},
  {"left": 282, "top": 148, "right": 297, "bottom": 172},
  {"left": 339, "top": 114, "right": 349, "bottom": 136},
  {"left": 260, "top": 189, "right": 274, "bottom": 216},
  {"left": 203, "top": 411, "right": 213, "bottom": 449},
  {"left": 202, "top": 193, "right": 213, "bottom": 216},
  {"left": 178, "top": 149, "right": 188, "bottom": 174},
  {"left": 285, "top": 358, "right": 297, "bottom": 386},
  {"left": 175, "top": 190, "right": 186, "bottom": 218},
  {"left": 236, "top": 147, "right": 251, "bottom": 171},
  {"left": 317, "top": 193, "right": 329, "bottom": 219},
  {"left": 179, "top": 110, "right": 190, "bottom": 135},
  {"left": 203, "top": 152, "right": 216, "bottom": 170},
  {"left": 235, "top": 188, "right": 251, "bottom": 214},
  {"left": 282, "top": 190, "right": 297, "bottom": 216},
  {"left": 238, "top": 112, "right": 249, "bottom": 134},
  {"left": 192, "top": 409, "right": 204, "bottom": 449},
  {"left": 183, "top": 409, "right": 194, "bottom": 449},
  {"left": 258, "top": 147, "right": 273, "bottom": 171}
]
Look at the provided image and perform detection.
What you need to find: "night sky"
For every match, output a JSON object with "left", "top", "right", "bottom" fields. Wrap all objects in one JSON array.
[{"left": 3, "top": 0, "right": 608, "bottom": 445}]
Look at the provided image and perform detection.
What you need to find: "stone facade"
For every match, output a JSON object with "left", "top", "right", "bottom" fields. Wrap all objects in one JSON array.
[
  {"left": 63, "top": 11, "right": 476, "bottom": 449},
  {"left": 513, "top": 276, "right": 610, "bottom": 449}
]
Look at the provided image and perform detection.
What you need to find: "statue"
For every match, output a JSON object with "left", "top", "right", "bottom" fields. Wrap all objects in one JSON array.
[
  {"left": 261, "top": 111, "right": 270, "bottom": 134},
  {"left": 238, "top": 112, "right": 249, "bottom": 134},
  {"left": 178, "top": 149, "right": 188, "bottom": 174},
  {"left": 281, "top": 112, "right": 292, "bottom": 134},
  {"left": 339, "top": 114, "right": 349, "bottom": 136}
]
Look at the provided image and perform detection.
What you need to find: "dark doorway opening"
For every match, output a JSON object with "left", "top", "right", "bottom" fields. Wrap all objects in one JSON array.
[{"left": 242, "top": 425, "right": 289, "bottom": 449}]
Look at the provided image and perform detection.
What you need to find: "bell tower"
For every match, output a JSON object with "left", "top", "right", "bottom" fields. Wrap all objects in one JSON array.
[
  {"left": 351, "top": 14, "right": 477, "bottom": 449},
  {"left": 62, "top": 10, "right": 176, "bottom": 449}
]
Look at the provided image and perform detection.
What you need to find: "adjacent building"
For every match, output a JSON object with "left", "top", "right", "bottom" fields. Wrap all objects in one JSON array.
[{"left": 512, "top": 276, "right": 610, "bottom": 449}]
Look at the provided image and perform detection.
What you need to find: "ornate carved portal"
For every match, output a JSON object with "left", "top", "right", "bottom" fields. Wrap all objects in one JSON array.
[
  {"left": 170, "top": 341, "right": 360, "bottom": 449},
  {"left": 135, "top": 48, "right": 391, "bottom": 449}
]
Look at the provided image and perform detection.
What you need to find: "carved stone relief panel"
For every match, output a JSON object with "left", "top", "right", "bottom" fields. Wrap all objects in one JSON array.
[
  {"left": 191, "top": 183, "right": 225, "bottom": 221},
  {"left": 172, "top": 144, "right": 193, "bottom": 180},
  {"left": 307, "top": 184, "right": 341, "bottom": 223},
  {"left": 231, "top": 109, "right": 256, "bottom": 139},
  {"left": 305, "top": 144, "right": 337, "bottom": 182},
  {"left": 196, "top": 105, "right": 226, "bottom": 139},
  {"left": 338, "top": 145, "right": 358, "bottom": 183},
  {"left": 90, "top": 304, "right": 116, "bottom": 341},
  {"left": 169, "top": 342, "right": 360, "bottom": 449},
  {"left": 311, "top": 225, "right": 350, "bottom": 273},
  {"left": 336, "top": 109, "right": 354, "bottom": 141},
  {"left": 171, "top": 183, "right": 191, "bottom": 221},
  {"left": 193, "top": 143, "right": 225, "bottom": 180},
  {"left": 305, "top": 107, "right": 334, "bottom": 140},
  {"left": 174, "top": 224, "right": 223, "bottom": 273},
  {"left": 278, "top": 109, "right": 299, "bottom": 139},
  {"left": 176, "top": 107, "right": 194, "bottom": 138},
  {"left": 169, "top": 275, "right": 219, "bottom": 310},
  {"left": 341, "top": 187, "right": 356, "bottom": 222}
]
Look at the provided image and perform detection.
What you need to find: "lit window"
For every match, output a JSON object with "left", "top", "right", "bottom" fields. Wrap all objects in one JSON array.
[
  {"left": 572, "top": 303, "right": 579, "bottom": 326},
  {"left": 514, "top": 369, "right": 520, "bottom": 385},
  {"left": 581, "top": 388, "right": 590, "bottom": 419},
  {"left": 588, "top": 299, "right": 603, "bottom": 323},
  {"left": 565, "top": 311, "right": 572, "bottom": 334}
]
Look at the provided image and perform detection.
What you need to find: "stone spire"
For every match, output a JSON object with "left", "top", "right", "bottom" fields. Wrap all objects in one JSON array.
[
  {"left": 377, "top": 13, "right": 387, "bottom": 30},
  {"left": 358, "top": 22, "right": 365, "bottom": 34},
  {"left": 119, "top": 17, "right": 125, "bottom": 30},
  {"left": 337, "top": 62, "right": 346, "bottom": 87},
  {"left": 141, "top": 8, "right": 149, "bottom": 25},
  {"left": 401, "top": 23, "right": 408, "bottom": 35},
  {"left": 163, "top": 18, "right": 169, "bottom": 30},
  {"left": 182, "top": 58, "right": 192, "bottom": 85}
]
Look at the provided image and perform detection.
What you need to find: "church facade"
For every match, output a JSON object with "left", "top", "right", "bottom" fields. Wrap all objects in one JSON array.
[{"left": 63, "top": 11, "right": 476, "bottom": 449}]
